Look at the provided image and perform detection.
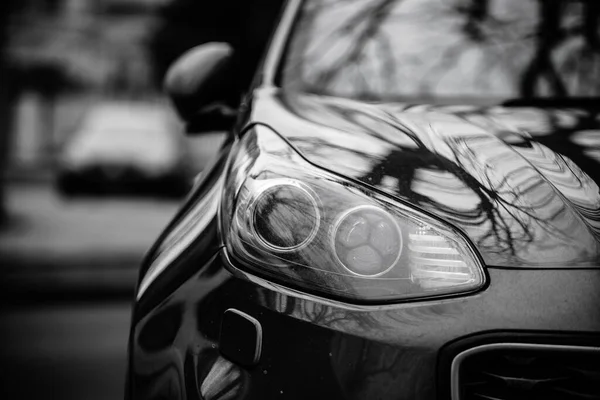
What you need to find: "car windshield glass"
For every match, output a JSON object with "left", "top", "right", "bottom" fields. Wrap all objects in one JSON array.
[{"left": 279, "top": 0, "right": 600, "bottom": 104}]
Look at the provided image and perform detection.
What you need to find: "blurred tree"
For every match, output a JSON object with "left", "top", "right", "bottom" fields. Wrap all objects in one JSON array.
[{"left": 149, "top": 0, "right": 284, "bottom": 107}]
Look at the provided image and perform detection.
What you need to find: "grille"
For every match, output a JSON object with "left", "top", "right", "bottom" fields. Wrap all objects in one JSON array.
[{"left": 453, "top": 344, "right": 600, "bottom": 400}]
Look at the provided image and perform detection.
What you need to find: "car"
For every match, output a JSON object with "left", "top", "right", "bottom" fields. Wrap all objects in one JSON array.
[
  {"left": 126, "top": 1, "right": 600, "bottom": 399},
  {"left": 57, "top": 101, "right": 191, "bottom": 197}
]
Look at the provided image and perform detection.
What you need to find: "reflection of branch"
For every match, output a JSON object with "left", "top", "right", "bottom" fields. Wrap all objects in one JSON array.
[
  {"left": 521, "top": 0, "right": 567, "bottom": 97},
  {"left": 314, "top": 0, "right": 397, "bottom": 89},
  {"left": 302, "top": 302, "right": 376, "bottom": 330},
  {"left": 461, "top": 0, "right": 490, "bottom": 42},
  {"left": 331, "top": 337, "right": 418, "bottom": 399},
  {"left": 287, "top": 90, "right": 600, "bottom": 262},
  {"left": 584, "top": 2, "right": 600, "bottom": 50},
  {"left": 453, "top": 106, "right": 600, "bottom": 249},
  {"left": 376, "top": 32, "right": 397, "bottom": 94},
  {"left": 299, "top": 0, "right": 599, "bottom": 99},
  {"left": 297, "top": 126, "right": 536, "bottom": 258}
]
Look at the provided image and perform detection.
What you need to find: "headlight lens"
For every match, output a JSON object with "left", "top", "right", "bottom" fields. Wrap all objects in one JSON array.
[
  {"left": 251, "top": 180, "right": 320, "bottom": 252},
  {"left": 333, "top": 205, "right": 402, "bottom": 277},
  {"left": 221, "top": 125, "right": 485, "bottom": 304}
]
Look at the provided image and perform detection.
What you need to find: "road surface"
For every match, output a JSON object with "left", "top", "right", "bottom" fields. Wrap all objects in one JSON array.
[
  {"left": 0, "top": 301, "right": 131, "bottom": 400},
  {"left": 0, "top": 182, "right": 176, "bottom": 400}
]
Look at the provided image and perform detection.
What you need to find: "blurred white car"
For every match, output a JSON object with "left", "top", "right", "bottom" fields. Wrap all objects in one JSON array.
[{"left": 57, "top": 102, "right": 192, "bottom": 197}]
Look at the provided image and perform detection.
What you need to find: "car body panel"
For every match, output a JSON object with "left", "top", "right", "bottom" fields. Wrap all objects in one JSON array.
[
  {"left": 129, "top": 249, "right": 600, "bottom": 400},
  {"left": 127, "top": 0, "right": 600, "bottom": 399},
  {"left": 128, "top": 126, "right": 600, "bottom": 399},
  {"left": 249, "top": 89, "right": 600, "bottom": 269},
  {"left": 134, "top": 138, "right": 233, "bottom": 304}
]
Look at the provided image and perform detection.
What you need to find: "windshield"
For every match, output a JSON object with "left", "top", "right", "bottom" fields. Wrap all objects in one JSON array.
[{"left": 279, "top": 0, "right": 600, "bottom": 104}]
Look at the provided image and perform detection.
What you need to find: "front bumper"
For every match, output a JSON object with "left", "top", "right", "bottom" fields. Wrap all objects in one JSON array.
[{"left": 128, "top": 248, "right": 600, "bottom": 400}]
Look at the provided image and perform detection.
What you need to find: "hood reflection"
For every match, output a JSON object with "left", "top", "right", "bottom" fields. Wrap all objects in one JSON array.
[{"left": 252, "top": 90, "right": 600, "bottom": 268}]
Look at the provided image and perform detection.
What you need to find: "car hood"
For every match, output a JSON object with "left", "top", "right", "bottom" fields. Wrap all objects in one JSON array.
[{"left": 251, "top": 89, "right": 600, "bottom": 268}]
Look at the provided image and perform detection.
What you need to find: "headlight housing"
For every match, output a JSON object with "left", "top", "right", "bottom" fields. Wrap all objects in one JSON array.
[{"left": 220, "top": 125, "right": 485, "bottom": 304}]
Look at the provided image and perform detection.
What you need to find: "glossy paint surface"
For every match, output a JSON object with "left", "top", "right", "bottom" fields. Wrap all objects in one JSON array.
[
  {"left": 128, "top": 1, "right": 600, "bottom": 399},
  {"left": 251, "top": 89, "right": 600, "bottom": 268},
  {"left": 129, "top": 248, "right": 600, "bottom": 400},
  {"left": 128, "top": 110, "right": 600, "bottom": 399}
]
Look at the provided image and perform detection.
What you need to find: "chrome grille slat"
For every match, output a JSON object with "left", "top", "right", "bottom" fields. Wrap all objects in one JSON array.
[{"left": 452, "top": 343, "right": 600, "bottom": 400}]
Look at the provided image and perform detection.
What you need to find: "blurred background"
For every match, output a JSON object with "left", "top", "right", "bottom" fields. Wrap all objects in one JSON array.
[{"left": 0, "top": 0, "right": 281, "bottom": 399}]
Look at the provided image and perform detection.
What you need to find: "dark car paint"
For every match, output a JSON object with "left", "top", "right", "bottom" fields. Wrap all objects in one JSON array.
[
  {"left": 136, "top": 138, "right": 233, "bottom": 283},
  {"left": 250, "top": 89, "right": 600, "bottom": 269},
  {"left": 128, "top": 3, "right": 600, "bottom": 400},
  {"left": 129, "top": 234, "right": 600, "bottom": 400},
  {"left": 125, "top": 139, "right": 232, "bottom": 400},
  {"left": 127, "top": 90, "right": 600, "bottom": 400}
]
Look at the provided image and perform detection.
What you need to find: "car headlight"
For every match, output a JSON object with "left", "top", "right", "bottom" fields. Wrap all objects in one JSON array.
[{"left": 220, "top": 125, "right": 486, "bottom": 304}]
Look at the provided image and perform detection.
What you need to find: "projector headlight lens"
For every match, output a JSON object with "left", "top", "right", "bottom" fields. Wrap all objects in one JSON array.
[{"left": 333, "top": 206, "right": 402, "bottom": 277}]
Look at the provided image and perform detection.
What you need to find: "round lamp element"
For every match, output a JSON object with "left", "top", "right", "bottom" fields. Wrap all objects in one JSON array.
[
  {"left": 333, "top": 206, "right": 402, "bottom": 277},
  {"left": 252, "top": 182, "right": 320, "bottom": 252}
]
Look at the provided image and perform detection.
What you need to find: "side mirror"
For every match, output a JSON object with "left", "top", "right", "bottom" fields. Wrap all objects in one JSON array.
[{"left": 164, "top": 42, "right": 236, "bottom": 132}]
